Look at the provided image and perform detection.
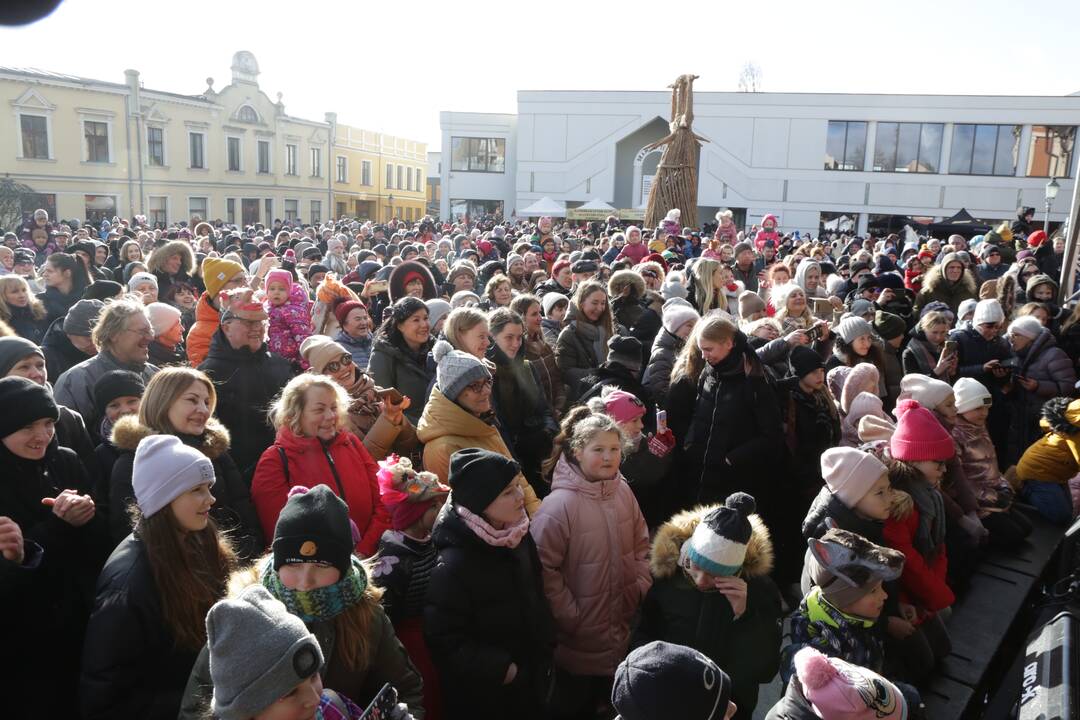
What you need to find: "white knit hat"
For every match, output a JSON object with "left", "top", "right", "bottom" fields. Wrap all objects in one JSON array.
[
  {"left": 953, "top": 377, "right": 992, "bottom": 415},
  {"left": 835, "top": 316, "right": 874, "bottom": 345},
  {"left": 972, "top": 299, "right": 1004, "bottom": 326},
  {"left": 957, "top": 298, "right": 978, "bottom": 321},
  {"left": 820, "top": 447, "right": 888, "bottom": 508},
  {"left": 541, "top": 292, "right": 570, "bottom": 317},
  {"left": 133, "top": 434, "right": 215, "bottom": 517},
  {"left": 899, "top": 373, "right": 954, "bottom": 411},
  {"left": 662, "top": 301, "right": 700, "bottom": 335},
  {"left": 128, "top": 271, "right": 158, "bottom": 291},
  {"left": 1008, "top": 315, "right": 1044, "bottom": 341},
  {"left": 146, "top": 302, "right": 182, "bottom": 337}
]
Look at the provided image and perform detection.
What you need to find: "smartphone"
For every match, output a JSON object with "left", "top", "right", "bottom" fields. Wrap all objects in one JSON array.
[
  {"left": 358, "top": 683, "right": 398, "bottom": 720},
  {"left": 368, "top": 279, "right": 389, "bottom": 293},
  {"left": 376, "top": 386, "right": 404, "bottom": 404},
  {"left": 809, "top": 297, "right": 834, "bottom": 319},
  {"left": 656, "top": 410, "right": 668, "bottom": 434},
  {"left": 943, "top": 340, "right": 958, "bottom": 357}
]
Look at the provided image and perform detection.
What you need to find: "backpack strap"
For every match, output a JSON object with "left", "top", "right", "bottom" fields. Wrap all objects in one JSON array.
[{"left": 277, "top": 446, "right": 291, "bottom": 487}]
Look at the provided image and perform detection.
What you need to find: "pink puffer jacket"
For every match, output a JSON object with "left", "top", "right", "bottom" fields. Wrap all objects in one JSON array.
[
  {"left": 951, "top": 416, "right": 1013, "bottom": 516},
  {"left": 530, "top": 455, "right": 651, "bottom": 675},
  {"left": 266, "top": 282, "right": 311, "bottom": 366}
]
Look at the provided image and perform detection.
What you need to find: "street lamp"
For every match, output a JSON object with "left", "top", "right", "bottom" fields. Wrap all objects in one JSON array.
[
  {"left": 1045, "top": 177, "right": 1060, "bottom": 235},
  {"left": 387, "top": 194, "right": 395, "bottom": 223}
]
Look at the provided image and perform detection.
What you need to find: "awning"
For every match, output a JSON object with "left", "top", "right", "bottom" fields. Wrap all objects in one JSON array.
[{"left": 519, "top": 197, "right": 567, "bottom": 217}]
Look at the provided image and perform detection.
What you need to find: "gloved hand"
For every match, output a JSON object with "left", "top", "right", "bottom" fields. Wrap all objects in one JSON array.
[
  {"left": 389, "top": 703, "right": 415, "bottom": 720},
  {"left": 958, "top": 512, "right": 989, "bottom": 544},
  {"left": 647, "top": 430, "right": 676, "bottom": 458}
]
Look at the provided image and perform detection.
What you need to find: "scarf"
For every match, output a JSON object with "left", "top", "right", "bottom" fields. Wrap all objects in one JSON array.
[
  {"left": 903, "top": 477, "right": 946, "bottom": 560},
  {"left": 457, "top": 505, "right": 530, "bottom": 548},
  {"left": 573, "top": 318, "right": 609, "bottom": 367},
  {"left": 261, "top": 556, "right": 369, "bottom": 624},
  {"left": 785, "top": 586, "right": 883, "bottom": 674},
  {"left": 345, "top": 369, "right": 380, "bottom": 435}
]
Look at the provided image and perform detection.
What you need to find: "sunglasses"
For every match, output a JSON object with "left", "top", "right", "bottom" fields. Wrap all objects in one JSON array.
[{"left": 323, "top": 354, "right": 354, "bottom": 374}]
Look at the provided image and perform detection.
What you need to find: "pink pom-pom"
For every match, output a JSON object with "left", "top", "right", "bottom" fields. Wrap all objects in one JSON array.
[
  {"left": 893, "top": 398, "right": 921, "bottom": 419},
  {"left": 286, "top": 485, "right": 310, "bottom": 499},
  {"left": 794, "top": 647, "right": 837, "bottom": 690}
]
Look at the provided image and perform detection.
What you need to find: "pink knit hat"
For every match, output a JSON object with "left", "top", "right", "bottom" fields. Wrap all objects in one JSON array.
[
  {"left": 841, "top": 363, "right": 880, "bottom": 414},
  {"left": 604, "top": 389, "right": 646, "bottom": 424},
  {"left": 821, "top": 447, "right": 888, "bottom": 508},
  {"left": 794, "top": 647, "right": 907, "bottom": 719},
  {"left": 265, "top": 268, "right": 293, "bottom": 290},
  {"left": 890, "top": 399, "right": 954, "bottom": 462}
]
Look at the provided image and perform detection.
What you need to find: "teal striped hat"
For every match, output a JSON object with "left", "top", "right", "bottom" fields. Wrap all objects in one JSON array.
[{"left": 682, "top": 492, "right": 756, "bottom": 577}]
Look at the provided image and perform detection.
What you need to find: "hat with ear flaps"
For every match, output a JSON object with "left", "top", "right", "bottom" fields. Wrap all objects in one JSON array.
[{"left": 806, "top": 527, "right": 905, "bottom": 610}]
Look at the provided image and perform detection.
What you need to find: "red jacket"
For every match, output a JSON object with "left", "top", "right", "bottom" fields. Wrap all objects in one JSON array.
[
  {"left": 251, "top": 425, "right": 391, "bottom": 557},
  {"left": 882, "top": 506, "right": 954, "bottom": 615}
]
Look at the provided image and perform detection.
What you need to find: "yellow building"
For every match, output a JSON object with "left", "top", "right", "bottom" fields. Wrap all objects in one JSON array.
[
  {"left": 331, "top": 124, "right": 427, "bottom": 224},
  {"left": 0, "top": 51, "right": 427, "bottom": 229}
]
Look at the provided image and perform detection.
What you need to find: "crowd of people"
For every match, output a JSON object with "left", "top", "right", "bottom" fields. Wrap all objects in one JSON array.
[{"left": 1, "top": 203, "right": 1077, "bottom": 720}]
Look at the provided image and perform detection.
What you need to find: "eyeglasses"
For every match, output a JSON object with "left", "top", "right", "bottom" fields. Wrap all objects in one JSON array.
[
  {"left": 123, "top": 326, "right": 155, "bottom": 339},
  {"left": 463, "top": 377, "right": 493, "bottom": 394},
  {"left": 324, "top": 354, "right": 354, "bottom": 374}
]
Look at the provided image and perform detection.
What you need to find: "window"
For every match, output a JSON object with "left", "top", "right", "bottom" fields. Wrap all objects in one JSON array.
[
  {"left": 873, "top": 122, "right": 943, "bottom": 173},
  {"left": 285, "top": 199, "right": 299, "bottom": 221},
  {"left": 189, "top": 132, "right": 206, "bottom": 169},
  {"left": 188, "top": 197, "right": 208, "bottom": 223},
  {"left": 416, "top": 168, "right": 423, "bottom": 193},
  {"left": 257, "top": 140, "right": 271, "bottom": 173},
  {"left": 336, "top": 156, "right": 348, "bottom": 183},
  {"left": 386, "top": 163, "right": 394, "bottom": 187},
  {"left": 406, "top": 166, "right": 413, "bottom": 191},
  {"left": 449, "top": 199, "right": 504, "bottom": 219},
  {"left": 237, "top": 105, "right": 259, "bottom": 123},
  {"left": 148, "top": 196, "right": 167, "bottom": 226},
  {"left": 397, "top": 165, "right": 404, "bottom": 189},
  {"left": 20, "top": 115, "right": 49, "bottom": 159},
  {"left": 310, "top": 147, "right": 322, "bottom": 177},
  {"left": 147, "top": 126, "right": 165, "bottom": 166},
  {"left": 226, "top": 198, "right": 236, "bottom": 225},
  {"left": 820, "top": 212, "right": 859, "bottom": 236},
  {"left": 264, "top": 199, "right": 273, "bottom": 224},
  {"left": 1027, "top": 126, "right": 1075, "bottom": 178},
  {"left": 310, "top": 200, "right": 322, "bottom": 224},
  {"left": 285, "top": 144, "right": 298, "bottom": 175},
  {"left": 84, "top": 195, "right": 116, "bottom": 224},
  {"left": 361, "top": 160, "right": 372, "bottom": 186},
  {"left": 450, "top": 137, "right": 506, "bottom": 172},
  {"left": 824, "top": 121, "right": 866, "bottom": 170},
  {"left": 227, "top": 136, "right": 242, "bottom": 171},
  {"left": 336, "top": 202, "right": 347, "bottom": 218},
  {"left": 949, "top": 124, "right": 1019, "bottom": 176},
  {"left": 21, "top": 193, "right": 56, "bottom": 224},
  {"left": 85, "top": 120, "right": 110, "bottom": 163}
]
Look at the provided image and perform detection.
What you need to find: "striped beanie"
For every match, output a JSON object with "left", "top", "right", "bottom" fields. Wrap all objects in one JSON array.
[{"left": 680, "top": 492, "right": 756, "bottom": 577}]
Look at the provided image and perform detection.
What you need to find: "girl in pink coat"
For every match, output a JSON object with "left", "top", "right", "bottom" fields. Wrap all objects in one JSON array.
[
  {"left": 754, "top": 214, "right": 781, "bottom": 251},
  {"left": 530, "top": 405, "right": 652, "bottom": 719},
  {"left": 264, "top": 268, "right": 312, "bottom": 367}
]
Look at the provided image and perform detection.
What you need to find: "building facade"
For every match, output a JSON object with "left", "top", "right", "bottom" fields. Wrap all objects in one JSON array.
[
  {"left": 440, "top": 90, "right": 1080, "bottom": 235},
  {"left": 426, "top": 151, "right": 441, "bottom": 217},
  {"left": 1, "top": 51, "right": 426, "bottom": 229}
]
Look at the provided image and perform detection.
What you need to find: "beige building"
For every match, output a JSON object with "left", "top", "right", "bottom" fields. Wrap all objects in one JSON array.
[{"left": 1, "top": 51, "right": 426, "bottom": 229}]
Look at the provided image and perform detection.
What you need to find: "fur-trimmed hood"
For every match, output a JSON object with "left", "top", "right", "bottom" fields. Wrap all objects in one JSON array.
[
  {"left": 224, "top": 553, "right": 383, "bottom": 603},
  {"left": 388, "top": 260, "right": 438, "bottom": 303},
  {"left": 921, "top": 253, "right": 977, "bottom": 297},
  {"left": 650, "top": 504, "right": 773, "bottom": 579},
  {"left": 1041, "top": 397, "right": 1080, "bottom": 436},
  {"left": 146, "top": 239, "right": 195, "bottom": 276},
  {"left": 608, "top": 269, "right": 645, "bottom": 300},
  {"left": 110, "top": 413, "right": 231, "bottom": 458}
]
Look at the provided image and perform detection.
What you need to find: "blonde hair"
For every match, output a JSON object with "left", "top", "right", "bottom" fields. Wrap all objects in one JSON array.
[
  {"left": 542, "top": 405, "right": 628, "bottom": 478},
  {"left": 483, "top": 275, "right": 512, "bottom": 304},
  {"left": 917, "top": 310, "right": 951, "bottom": 332},
  {"left": 444, "top": 307, "right": 488, "bottom": 350},
  {"left": 270, "top": 374, "right": 350, "bottom": 436},
  {"left": 139, "top": 367, "right": 216, "bottom": 434},
  {"left": 691, "top": 258, "right": 723, "bottom": 314},
  {"left": 671, "top": 314, "right": 736, "bottom": 385},
  {"left": 570, "top": 279, "right": 614, "bottom": 334},
  {"left": 0, "top": 275, "right": 46, "bottom": 322}
]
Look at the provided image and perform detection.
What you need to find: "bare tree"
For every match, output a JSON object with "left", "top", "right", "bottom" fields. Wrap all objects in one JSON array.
[
  {"left": 0, "top": 176, "right": 37, "bottom": 233},
  {"left": 738, "top": 62, "right": 762, "bottom": 93}
]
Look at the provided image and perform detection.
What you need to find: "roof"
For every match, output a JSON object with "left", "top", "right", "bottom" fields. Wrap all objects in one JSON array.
[{"left": 0, "top": 65, "right": 211, "bottom": 103}]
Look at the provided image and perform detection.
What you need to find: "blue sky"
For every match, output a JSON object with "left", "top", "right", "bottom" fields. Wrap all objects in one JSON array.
[{"left": 2, "top": 0, "right": 1077, "bottom": 150}]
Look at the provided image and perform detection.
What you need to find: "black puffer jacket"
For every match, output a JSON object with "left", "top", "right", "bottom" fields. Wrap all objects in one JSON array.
[
  {"left": 642, "top": 328, "right": 684, "bottom": 407},
  {"left": 368, "top": 335, "right": 436, "bottom": 427},
  {"left": 42, "top": 316, "right": 94, "bottom": 382},
  {"left": 424, "top": 503, "right": 554, "bottom": 720},
  {"left": 763, "top": 678, "right": 819, "bottom": 720},
  {"left": 80, "top": 535, "right": 201, "bottom": 720},
  {"left": 197, "top": 328, "right": 294, "bottom": 476},
  {"left": 6, "top": 304, "right": 48, "bottom": 344},
  {"left": 579, "top": 362, "right": 657, "bottom": 432},
  {"left": 37, "top": 285, "right": 81, "bottom": 325},
  {"left": 106, "top": 416, "right": 264, "bottom": 560}
]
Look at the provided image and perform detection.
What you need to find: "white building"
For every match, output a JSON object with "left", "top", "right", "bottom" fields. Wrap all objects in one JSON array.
[{"left": 440, "top": 90, "right": 1080, "bottom": 236}]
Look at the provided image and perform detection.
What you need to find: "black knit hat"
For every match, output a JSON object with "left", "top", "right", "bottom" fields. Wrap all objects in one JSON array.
[
  {"left": 607, "top": 335, "right": 643, "bottom": 373},
  {"left": 789, "top": 345, "right": 825, "bottom": 379},
  {"left": 0, "top": 376, "right": 59, "bottom": 440},
  {"left": 873, "top": 310, "right": 906, "bottom": 341},
  {"left": 612, "top": 641, "right": 732, "bottom": 720},
  {"left": 93, "top": 370, "right": 146, "bottom": 418},
  {"left": 448, "top": 448, "right": 520, "bottom": 515},
  {"left": 0, "top": 336, "right": 43, "bottom": 377},
  {"left": 272, "top": 485, "right": 353, "bottom": 577}
]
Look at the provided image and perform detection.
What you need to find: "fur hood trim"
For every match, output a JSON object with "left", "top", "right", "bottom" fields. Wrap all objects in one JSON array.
[
  {"left": 226, "top": 553, "right": 384, "bottom": 602},
  {"left": 110, "top": 413, "right": 231, "bottom": 458},
  {"left": 922, "top": 257, "right": 977, "bottom": 297},
  {"left": 147, "top": 240, "right": 195, "bottom": 276},
  {"left": 608, "top": 269, "right": 646, "bottom": 300},
  {"left": 650, "top": 504, "right": 773, "bottom": 579}
]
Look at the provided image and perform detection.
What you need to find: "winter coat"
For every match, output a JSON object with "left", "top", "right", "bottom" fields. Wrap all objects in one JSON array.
[
  {"left": 0, "top": 441, "right": 109, "bottom": 716},
  {"left": 555, "top": 319, "right": 611, "bottom": 400},
  {"left": 184, "top": 292, "right": 220, "bottom": 366},
  {"left": 368, "top": 335, "right": 436, "bottom": 427},
  {"left": 977, "top": 261, "right": 1009, "bottom": 286},
  {"left": 42, "top": 316, "right": 94, "bottom": 381},
  {"left": 106, "top": 416, "right": 264, "bottom": 560},
  {"left": 424, "top": 504, "right": 555, "bottom": 720},
  {"left": 251, "top": 425, "right": 390, "bottom": 558},
  {"left": 579, "top": 363, "right": 658, "bottom": 431},
  {"left": 197, "top": 328, "right": 294, "bottom": 475},
  {"left": 1059, "top": 320, "right": 1080, "bottom": 367},
  {"left": 621, "top": 434, "right": 674, "bottom": 528},
  {"left": 913, "top": 256, "right": 978, "bottom": 314},
  {"left": 616, "top": 242, "right": 650, "bottom": 265},
  {"left": 764, "top": 679, "right": 821, "bottom": 720},
  {"left": 951, "top": 416, "right": 1013, "bottom": 515},
  {"left": 782, "top": 586, "right": 886, "bottom": 683},
  {"left": 612, "top": 295, "right": 662, "bottom": 363},
  {"left": 179, "top": 561, "right": 425, "bottom": 720},
  {"left": 54, "top": 350, "right": 159, "bottom": 444},
  {"left": 1008, "top": 328, "right": 1076, "bottom": 460},
  {"left": 523, "top": 328, "right": 566, "bottom": 415},
  {"left": 335, "top": 328, "right": 374, "bottom": 370},
  {"left": 416, "top": 385, "right": 542, "bottom": 516},
  {"left": 147, "top": 339, "right": 186, "bottom": 367},
  {"left": 374, "top": 531, "right": 439, "bottom": 624},
  {"left": 80, "top": 535, "right": 200, "bottom": 720},
  {"left": 37, "top": 285, "right": 81, "bottom": 325},
  {"left": 882, "top": 494, "right": 954, "bottom": 614},
  {"left": 635, "top": 504, "right": 781, "bottom": 718},
  {"left": 56, "top": 403, "right": 97, "bottom": 477},
  {"left": 1017, "top": 399, "right": 1080, "bottom": 486},
  {"left": 490, "top": 343, "right": 558, "bottom": 488},
  {"left": 780, "top": 378, "right": 841, "bottom": 502},
  {"left": 6, "top": 303, "right": 48, "bottom": 344},
  {"left": 541, "top": 317, "right": 564, "bottom": 349},
  {"left": 529, "top": 456, "right": 651, "bottom": 675},
  {"left": 266, "top": 282, "right": 312, "bottom": 366},
  {"left": 901, "top": 331, "right": 947, "bottom": 380},
  {"left": 950, "top": 326, "right": 1013, "bottom": 393},
  {"left": 879, "top": 339, "right": 903, "bottom": 411},
  {"left": 642, "top": 328, "right": 684, "bottom": 407}
]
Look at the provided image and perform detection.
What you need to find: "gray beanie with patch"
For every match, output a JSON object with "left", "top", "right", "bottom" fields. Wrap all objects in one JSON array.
[
  {"left": 433, "top": 339, "right": 491, "bottom": 401},
  {"left": 63, "top": 299, "right": 105, "bottom": 337},
  {"left": 206, "top": 584, "right": 324, "bottom": 720}
]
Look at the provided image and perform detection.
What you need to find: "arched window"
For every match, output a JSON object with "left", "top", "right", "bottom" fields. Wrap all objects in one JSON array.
[{"left": 237, "top": 105, "right": 259, "bottom": 123}]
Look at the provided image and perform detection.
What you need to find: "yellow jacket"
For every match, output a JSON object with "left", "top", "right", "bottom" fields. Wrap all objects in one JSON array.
[{"left": 1017, "top": 398, "right": 1080, "bottom": 485}]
